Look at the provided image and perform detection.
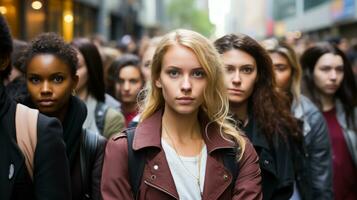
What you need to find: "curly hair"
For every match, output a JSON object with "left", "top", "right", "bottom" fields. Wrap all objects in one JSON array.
[
  {"left": 0, "top": 14, "right": 13, "bottom": 80},
  {"left": 22, "top": 32, "right": 78, "bottom": 77},
  {"left": 214, "top": 33, "right": 300, "bottom": 141}
]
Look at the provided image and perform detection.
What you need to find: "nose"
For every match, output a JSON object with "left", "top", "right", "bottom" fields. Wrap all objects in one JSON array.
[
  {"left": 181, "top": 75, "right": 192, "bottom": 93},
  {"left": 40, "top": 81, "right": 52, "bottom": 96},
  {"left": 123, "top": 81, "right": 130, "bottom": 91},
  {"left": 329, "top": 70, "right": 337, "bottom": 81},
  {"left": 232, "top": 70, "right": 241, "bottom": 85}
]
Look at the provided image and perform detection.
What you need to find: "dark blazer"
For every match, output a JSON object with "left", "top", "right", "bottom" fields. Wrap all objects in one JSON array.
[
  {"left": 101, "top": 110, "right": 262, "bottom": 200},
  {"left": 242, "top": 116, "right": 295, "bottom": 200},
  {"left": 0, "top": 85, "right": 71, "bottom": 200}
]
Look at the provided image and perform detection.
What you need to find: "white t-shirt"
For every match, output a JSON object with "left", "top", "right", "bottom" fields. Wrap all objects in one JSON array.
[{"left": 161, "top": 138, "right": 207, "bottom": 200}]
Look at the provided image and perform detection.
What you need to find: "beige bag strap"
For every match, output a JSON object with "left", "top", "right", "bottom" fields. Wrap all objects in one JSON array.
[{"left": 15, "top": 103, "right": 38, "bottom": 180}]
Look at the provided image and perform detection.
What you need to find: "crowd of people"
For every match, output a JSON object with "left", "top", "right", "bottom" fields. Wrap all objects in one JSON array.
[{"left": 1, "top": 13, "right": 356, "bottom": 200}]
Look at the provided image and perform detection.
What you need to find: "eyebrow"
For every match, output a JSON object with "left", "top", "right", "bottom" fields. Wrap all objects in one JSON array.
[{"left": 165, "top": 66, "right": 204, "bottom": 70}]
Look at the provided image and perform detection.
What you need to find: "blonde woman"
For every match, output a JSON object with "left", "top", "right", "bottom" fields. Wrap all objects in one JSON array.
[{"left": 101, "top": 29, "right": 262, "bottom": 200}]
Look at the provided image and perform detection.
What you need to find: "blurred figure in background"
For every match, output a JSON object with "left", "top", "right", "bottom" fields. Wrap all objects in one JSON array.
[
  {"left": 301, "top": 43, "right": 357, "bottom": 200},
  {"left": 263, "top": 38, "right": 333, "bottom": 200},
  {"left": 110, "top": 54, "right": 145, "bottom": 127},
  {"left": 215, "top": 33, "right": 300, "bottom": 200},
  {"left": 139, "top": 36, "right": 162, "bottom": 81},
  {"left": 72, "top": 38, "right": 125, "bottom": 138}
]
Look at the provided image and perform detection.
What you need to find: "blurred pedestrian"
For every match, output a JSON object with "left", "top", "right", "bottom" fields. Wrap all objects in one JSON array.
[
  {"left": 22, "top": 33, "right": 106, "bottom": 200},
  {"left": 214, "top": 33, "right": 300, "bottom": 200},
  {"left": 72, "top": 38, "right": 125, "bottom": 138},
  {"left": 301, "top": 42, "right": 357, "bottom": 200},
  {"left": 0, "top": 15, "right": 71, "bottom": 200},
  {"left": 101, "top": 29, "right": 262, "bottom": 200},
  {"left": 110, "top": 54, "right": 144, "bottom": 127},
  {"left": 263, "top": 38, "right": 333, "bottom": 200}
]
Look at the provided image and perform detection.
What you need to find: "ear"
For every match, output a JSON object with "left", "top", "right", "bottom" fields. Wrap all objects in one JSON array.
[
  {"left": 72, "top": 74, "right": 79, "bottom": 90},
  {"left": 155, "top": 78, "right": 162, "bottom": 88}
]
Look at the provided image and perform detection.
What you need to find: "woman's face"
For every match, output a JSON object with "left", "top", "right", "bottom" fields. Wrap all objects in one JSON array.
[
  {"left": 270, "top": 52, "right": 292, "bottom": 91},
  {"left": 313, "top": 53, "right": 344, "bottom": 97},
  {"left": 155, "top": 44, "right": 207, "bottom": 115},
  {"left": 221, "top": 49, "right": 258, "bottom": 105},
  {"left": 26, "top": 54, "right": 78, "bottom": 116},
  {"left": 75, "top": 51, "right": 88, "bottom": 93},
  {"left": 141, "top": 46, "right": 156, "bottom": 81},
  {"left": 115, "top": 65, "right": 143, "bottom": 104}
]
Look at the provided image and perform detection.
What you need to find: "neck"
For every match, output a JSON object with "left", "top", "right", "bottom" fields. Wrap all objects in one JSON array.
[
  {"left": 320, "top": 93, "right": 335, "bottom": 111},
  {"left": 122, "top": 102, "right": 138, "bottom": 115},
  {"left": 230, "top": 100, "right": 249, "bottom": 122},
  {"left": 161, "top": 105, "right": 202, "bottom": 142}
]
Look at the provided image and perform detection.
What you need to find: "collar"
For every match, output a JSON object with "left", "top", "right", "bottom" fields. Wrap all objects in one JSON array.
[
  {"left": 132, "top": 109, "right": 236, "bottom": 154},
  {"left": 243, "top": 116, "right": 271, "bottom": 151}
]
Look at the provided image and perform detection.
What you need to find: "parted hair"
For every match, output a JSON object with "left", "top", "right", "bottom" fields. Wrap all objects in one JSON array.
[
  {"left": 214, "top": 33, "right": 300, "bottom": 140},
  {"left": 139, "top": 29, "right": 246, "bottom": 159}
]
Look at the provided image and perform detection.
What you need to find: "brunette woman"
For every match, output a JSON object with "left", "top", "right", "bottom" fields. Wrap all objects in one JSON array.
[
  {"left": 22, "top": 33, "right": 106, "bottom": 200},
  {"left": 72, "top": 38, "right": 125, "bottom": 139},
  {"left": 214, "top": 34, "right": 300, "bottom": 200},
  {"left": 301, "top": 43, "right": 357, "bottom": 200},
  {"left": 263, "top": 39, "right": 333, "bottom": 199},
  {"left": 101, "top": 29, "right": 262, "bottom": 199}
]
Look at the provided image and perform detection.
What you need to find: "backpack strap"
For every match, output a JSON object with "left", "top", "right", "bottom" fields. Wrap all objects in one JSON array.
[
  {"left": 126, "top": 128, "right": 145, "bottom": 199},
  {"left": 80, "top": 128, "right": 99, "bottom": 199},
  {"left": 95, "top": 102, "right": 109, "bottom": 135},
  {"left": 15, "top": 103, "right": 39, "bottom": 180},
  {"left": 222, "top": 147, "right": 239, "bottom": 191}
]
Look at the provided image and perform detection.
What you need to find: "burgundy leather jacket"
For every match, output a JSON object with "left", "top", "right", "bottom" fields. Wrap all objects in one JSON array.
[{"left": 101, "top": 110, "right": 262, "bottom": 200}]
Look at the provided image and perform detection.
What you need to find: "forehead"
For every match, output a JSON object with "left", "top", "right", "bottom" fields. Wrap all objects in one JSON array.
[
  {"left": 270, "top": 52, "right": 288, "bottom": 64},
  {"left": 119, "top": 65, "right": 141, "bottom": 78},
  {"left": 222, "top": 49, "right": 256, "bottom": 66},
  {"left": 27, "top": 54, "right": 71, "bottom": 75},
  {"left": 316, "top": 53, "right": 343, "bottom": 66},
  {"left": 162, "top": 44, "right": 201, "bottom": 70}
]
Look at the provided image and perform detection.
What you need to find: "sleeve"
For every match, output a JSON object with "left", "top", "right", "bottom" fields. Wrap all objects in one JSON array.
[
  {"left": 101, "top": 136, "right": 134, "bottom": 200},
  {"left": 103, "top": 108, "right": 126, "bottom": 139},
  {"left": 306, "top": 111, "right": 333, "bottom": 199},
  {"left": 91, "top": 135, "right": 107, "bottom": 200},
  {"left": 33, "top": 114, "right": 72, "bottom": 200},
  {"left": 233, "top": 138, "right": 263, "bottom": 200}
]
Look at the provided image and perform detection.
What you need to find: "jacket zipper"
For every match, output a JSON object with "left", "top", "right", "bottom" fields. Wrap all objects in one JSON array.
[{"left": 144, "top": 180, "right": 178, "bottom": 199}]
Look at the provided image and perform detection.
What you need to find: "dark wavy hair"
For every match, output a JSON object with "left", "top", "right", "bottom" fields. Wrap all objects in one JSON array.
[
  {"left": 301, "top": 42, "right": 357, "bottom": 131},
  {"left": 0, "top": 14, "right": 13, "bottom": 80},
  {"left": 214, "top": 33, "right": 300, "bottom": 140},
  {"left": 71, "top": 38, "right": 105, "bottom": 102},
  {"left": 22, "top": 32, "right": 78, "bottom": 77}
]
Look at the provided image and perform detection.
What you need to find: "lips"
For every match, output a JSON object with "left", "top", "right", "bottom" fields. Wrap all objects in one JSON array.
[
  {"left": 228, "top": 88, "right": 244, "bottom": 95},
  {"left": 38, "top": 99, "right": 55, "bottom": 107},
  {"left": 176, "top": 97, "right": 194, "bottom": 105}
]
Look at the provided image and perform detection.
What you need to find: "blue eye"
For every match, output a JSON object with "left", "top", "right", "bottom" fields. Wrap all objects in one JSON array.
[
  {"left": 192, "top": 70, "right": 205, "bottom": 78},
  {"left": 168, "top": 70, "right": 179, "bottom": 78}
]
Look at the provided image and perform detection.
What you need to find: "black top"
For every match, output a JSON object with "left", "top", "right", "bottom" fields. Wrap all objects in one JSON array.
[{"left": 0, "top": 83, "right": 71, "bottom": 200}]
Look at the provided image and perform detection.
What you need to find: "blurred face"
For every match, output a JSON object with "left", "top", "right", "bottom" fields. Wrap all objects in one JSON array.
[
  {"left": 115, "top": 65, "right": 143, "bottom": 104},
  {"left": 155, "top": 44, "right": 207, "bottom": 115},
  {"left": 313, "top": 53, "right": 344, "bottom": 97},
  {"left": 141, "top": 46, "right": 156, "bottom": 81},
  {"left": 270, "top": 52, "right": 292, "bottom": 91},
  {"left": 221, "top": 49, "right": 258, "bottom": 105},
  {"left": 26, "top": 54, "right": 78, "bottom": 116},
  {"left": 75, "top": 51, "right": 88, "bottom": 93}
]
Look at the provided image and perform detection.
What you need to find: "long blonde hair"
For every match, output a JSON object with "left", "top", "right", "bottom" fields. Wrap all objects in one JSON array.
[{"left": 139, "top": 29, "right": 246, "bottom": 159}]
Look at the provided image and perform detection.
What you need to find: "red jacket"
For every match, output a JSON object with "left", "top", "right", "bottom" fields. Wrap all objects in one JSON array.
[{"left": 101, "top": 110, "right": 262, "bottom": 199}]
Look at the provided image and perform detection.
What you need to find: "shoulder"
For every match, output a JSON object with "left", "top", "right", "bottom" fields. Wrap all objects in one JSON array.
[
  {"left": 37, "top": 113, "right": 63, "bottom": 139},
  {"left": 105, "top": 107, "right": 124, "bottom": 121}
]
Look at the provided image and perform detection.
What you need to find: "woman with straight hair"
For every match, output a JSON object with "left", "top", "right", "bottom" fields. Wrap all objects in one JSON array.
[
  {"left": 101, "top": 29, "right": 262, "bottom": 200},
  {"left": 301, "top": 43, "right": 357, "bottom": 200},
  {"left": 72, "top": 38, "right": 125, "bottom": 138},
  {"left": 263, "top": 38, "right": 333, "bottom": 200},
  {"left": 214, "top": 34, "right": 300, "bottom": 200}
]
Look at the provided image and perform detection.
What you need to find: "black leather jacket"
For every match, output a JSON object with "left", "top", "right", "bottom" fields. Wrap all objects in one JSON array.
[{"left": 291, "top": 95, "right": 333, "bottom": 200}]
